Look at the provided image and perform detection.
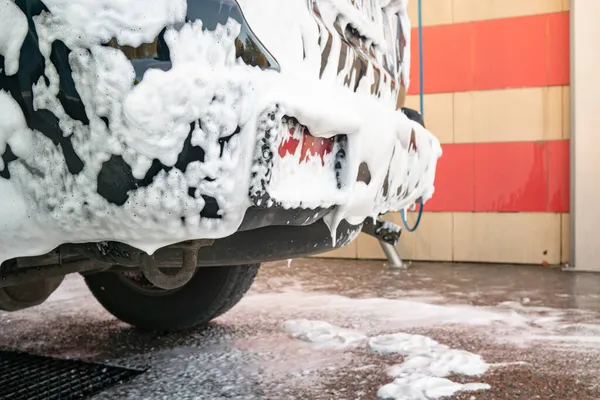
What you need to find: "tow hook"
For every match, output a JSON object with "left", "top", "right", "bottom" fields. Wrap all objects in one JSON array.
[{"left": 139, "top": 240, "right": 213, "bottom": 290}]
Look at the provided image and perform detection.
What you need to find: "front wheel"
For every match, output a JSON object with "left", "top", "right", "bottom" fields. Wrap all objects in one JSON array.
[{"left": 84, "top": 264, "right": 259, "bottom": 332}]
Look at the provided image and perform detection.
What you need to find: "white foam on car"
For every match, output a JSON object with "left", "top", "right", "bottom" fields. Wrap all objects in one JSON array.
[
  {"left": 0, "top": 0, "right": 28, "bottom": 76},
  {"left": 282, "top": 319, "right": 490, "bottom": 399},
  {"left": 267, "top": 120, "right": 346, "bottom": 209},
  {"left": 0, "top": 0, "right": 441, "bottom": 263}
]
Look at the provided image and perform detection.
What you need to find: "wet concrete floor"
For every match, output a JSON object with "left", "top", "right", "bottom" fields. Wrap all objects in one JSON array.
[{"left": 1, "top": 259, "right": 600, "bottom": 399}]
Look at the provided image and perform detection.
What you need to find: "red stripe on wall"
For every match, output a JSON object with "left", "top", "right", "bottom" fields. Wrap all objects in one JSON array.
[
  {"left": 408, "top": 12, "right": 570, "bottom": 95},
  {"left": 547, "top": 140, "right": 570, "bottom": 212},
  {"left": 425, "top": 140, "right": 569, "bottom": 213}
]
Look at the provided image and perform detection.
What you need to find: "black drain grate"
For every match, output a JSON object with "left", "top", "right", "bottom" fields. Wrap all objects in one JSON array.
[{"left": 0, "top": 350, "right": 144, "bottom": 400}]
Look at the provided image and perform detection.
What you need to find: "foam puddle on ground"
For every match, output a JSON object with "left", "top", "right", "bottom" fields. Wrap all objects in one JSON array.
[
  {"left": 282, "top": 319, "right": 490, "bottom": 399},
  {"left": 282, "top": 320, "right": 368, "bottom": 350},
  {"left": 241, "top": 291, "right": 532, "bottom": 330}
]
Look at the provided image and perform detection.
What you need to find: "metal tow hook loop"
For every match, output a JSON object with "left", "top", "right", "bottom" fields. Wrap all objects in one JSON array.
[{"left": 139, "top": 240, "right": 205, "bottom": 290}]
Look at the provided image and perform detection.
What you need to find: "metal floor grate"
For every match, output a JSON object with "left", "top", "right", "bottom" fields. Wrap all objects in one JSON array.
[{"left": 0, "top": 350, "right": 144, "bottom": 400}]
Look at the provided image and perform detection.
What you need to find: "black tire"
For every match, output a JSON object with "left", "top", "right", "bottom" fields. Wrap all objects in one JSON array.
[{"left": 84, "top": 264, "right": 259, "bottom": 332}]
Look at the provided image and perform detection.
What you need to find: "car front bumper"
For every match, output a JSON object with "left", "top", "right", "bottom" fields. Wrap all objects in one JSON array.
[{"left": 0, "top": 0, "right": 440, "bottom": 265}]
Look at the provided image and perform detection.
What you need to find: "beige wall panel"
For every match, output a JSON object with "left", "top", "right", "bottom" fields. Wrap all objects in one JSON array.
[
  {"left": 544, "top": 86, "right": 564, "bottom": 141},
  {"left": 408, "top": 0, "right": 453, "bottom": 27},
  {"left": 405, "top": 94, "right": 454, "bottom": 144},
  {"left": 356, "top": 234, "right": 395, "bottom": 260},
  {"left": 356, "top": 212, "right": 453, "bottom": 261},
  {"left": 398, "top": 212, "right": 453, "bottom": 261},
  {"left": 453, "top": 212, "right": 561, "bottom": 264},
  {"left": 453, "top": 91, "right": 474, "bottom": 143},
  {"left": 355, "top": 234, "right": 380, "bottom": 259},
  {"left": 454, "top": 88, "right": 563, "bottom": 143},
  {"left": 453, "top": 0, "right": 564, "bottom": 23},
  {"left": 316, "top": 212, "right": 566, "bottom": 265}
]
